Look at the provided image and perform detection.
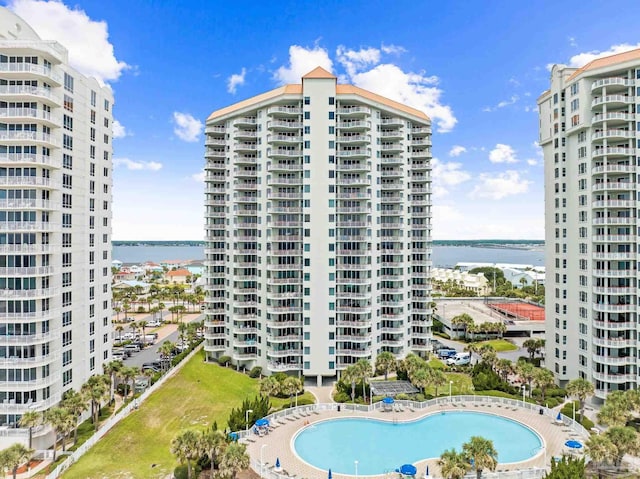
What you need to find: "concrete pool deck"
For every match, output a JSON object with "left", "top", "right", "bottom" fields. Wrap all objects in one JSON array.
[{"left": 243, "top": 397, "right": 589, "bottom": 479}]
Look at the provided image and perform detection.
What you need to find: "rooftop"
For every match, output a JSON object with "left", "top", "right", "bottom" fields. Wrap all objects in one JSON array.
[{"left": 567, "top": 47, "right": 640, "bottom": 81}]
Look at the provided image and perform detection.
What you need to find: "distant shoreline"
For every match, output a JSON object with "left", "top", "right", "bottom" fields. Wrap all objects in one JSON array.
[{"left": 113, "top": 239, "right": 545, "bottom": 249}]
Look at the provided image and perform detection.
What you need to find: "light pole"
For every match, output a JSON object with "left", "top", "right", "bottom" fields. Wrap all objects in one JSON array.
[
  {"left": 572, "top": 401, "right": 575, "bottom": 422},
  {"left": 260, "top": 444, "right": 267, "bottom": 478},
  {"left": 355, "top": 460, "right": 358, "bottom": 479},
  {"left": 245, "top": 409, "right": 253, "bottom": 434},
  {"left": 521, "top": 385, "right": 526, "bottom": 407},
  {"left": 449, "top": 380, "right": 453, "bottom": 402}
]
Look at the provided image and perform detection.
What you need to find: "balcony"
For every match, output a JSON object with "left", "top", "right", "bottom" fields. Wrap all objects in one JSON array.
[
  {"left": 592, "top": 337, "right": 635, "bottom": 348},
  {"left": 337, "top": 177, "right": 369, "bottom": 186},
  {"left": 336, "top": 192, "right": 369, "bottom": 199},
  {"left": 592, "top": 355, "right": 636, "bottom": 366},
  {"left": 592, "top": 130, "right": 635, "bottom": 141},
  {"left": 234, "top": 155, "right": 257, "bottom": 164},
  {"left": 380, "top": 118, "right": 404, "bottom": 126},
  {"left": 591, "top": 164, "right": 634, "bottom": 174},
  {"left": 0, "top": 108, "right": 59, "bottom": 127},
  {"left": 591, "top": 95, "right": 635, "bottom": 108},
  {"left": 411, "top": 150, "right": 430, "bottom": 159},
  {"left": 267, "top": 362, "right": 302, "bottom": 372},
  {"left": 592, "top": 320, "right": 636, "bottom": 330},
  {"left": 269, "top": 334, "right": 302, "bottom": 342},
  {"left": 336, "top": 162, "right": 369, "bottom": 171},
  {"left": 269, "top": 177, "right": 302, "bottom": 186},
  {"left": 0, "top": 244, "right": 57, "bottom": 254},
  {"left": 592, "top": 252, "right": 635, "bottom": 260},
  {"left": 267, "top": 120, "right": 302, "bottom": 130},
  {"left": 0, "top": 221, "right": 58, "bottom": 232},
  {"left": 267, "top": 134, "right": 302, "bottom": 144},
  {"left": 592, "top": 235, "right": 635, "bottom": 243},
  {"left": 268, "top": 162, "right": 302, "bottom": 172},
  {"left": 381, "top": 156, "right": 402, "bottom": 164},
  {"left": 592, "top": 217, "right": 634, "bottom": 226},
  {"left": 0, "top": 266, "right": 54, "bottom": 276},
  {"left": 337, "top": 106, "right": 370, "bottom": 115},
  {"left": 233, "top": 130, "right": 257, "bottom": 140},
  {"left": 0, "top": 62, "right": 62, "bottom": 84},
  {"left": 232, "top": 352, "right": 258, "bottom": 360},
  {"left": 411, "top": 126, "right": 431, "bottom": 135},
  {"left": 268, "top": 348, "right": 302, "bottom": 358},
  {"left": 270, "top": 149, "right": 302, "bottom": 158},
  {"left": 338, "top": 135, "right": 370, "bottom": 144},
  {"left": 337, "top": 121, "right": 371, "bottom": 130},
  {"left": 593, "top": 147, "right": 636, "bottom": 158},
  {"left": 592, "top": 112, "right": 634, "bottom": 125},
  {"left": 205, "top": 138, "right": 226, "bottom": 147},
  {"left": 0, "top": 199, "right": 57, "bottom": 211},
  {"left": 338, "top": 148, "right": 370, "bottom": 158},
  {"left": 267, "top": 321, "right": 303, "bottom": 329},
  {"left": 335, "top": 348, "right": 371, "bottom": 357},
  {"left": 205, "top": 149, "right": 225, "bottom": 158},
  {"left": 233, "top": 143, "right": 257, "bottom": 152},
  {"left": 232, "top": 118, "right": 257, "bottom": 127},
  {"left": 591, "top": 371, "right": 636, "bottom": 383},
  {"left": 0, "top": 85, "right": 61, "bottom": 105},
  {"left": 0, "top": 131, "right": 59, "bottom": 147},
  {"left": 0, "top": 153, "right": 60, "bottom": 168},
  {"left": 267, "top": 106, "right": 302, "bottom": 116},
  {"left": 592, "top": 302, "right": 636, "bottom": 313},
  {"left": 592, "top": 200, "right": 635, "bottom": 208},
  {"left": 380, "top": 143, "right": 403, "bottom": 152},
  {"left": 591, "top": 77, "right": 635, "bottom": 91},
  {"left": 592, "top": 182, "right": 634, "bottom": 192}
]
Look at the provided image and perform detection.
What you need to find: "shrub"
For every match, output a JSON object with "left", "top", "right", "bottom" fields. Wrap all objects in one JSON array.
[
  {"left": 150, "top": 371, "right": 162, "bottom": 385},
  {"left": 333, "top": 392, "right": 350, "bottom": 403},
  {"left": 544, "top": 397, "right": 561, "bottom": 409},
  {"left": 546, "top": 387, "right": 566, "bottom": 397},
  {"left": 173, "top": 464, "right": 201, "bottom": 479},
  {"left": 395, "top": 393, "right": 409, "bottom": 400},
  {"left": 412, "top": 393, "right": 426, "bottom": 402},
  {"left": 137, "top": 306, "right": 146, "bottom": 313},
  {"left": 560, "top": 401, "right": 594, "bottom": 430},
  {"left": 248, "top": 366, "right": 262, "bottom": 378},
  {"left": 171, "top": 350, "right": 189, "bottom": 367},
  {"left": 217, "top": 355, "right": 231, "bottom": 367}
]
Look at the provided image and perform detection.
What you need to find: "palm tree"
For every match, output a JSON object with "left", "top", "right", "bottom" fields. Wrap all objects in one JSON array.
[
  {"left": 516, "top": 359, "right": 536, "bottom": 393},
  {"left": 170, "top": 430, "right": 202, "bottom": 479},
  {"left": 404, "top": 354, "right": 426, "bottom": 378},
  {"left": 103, "top": 360, "right": 124, "bottom": 403},
  {"left": 409, "top": 366, "right": 432, "bottom": 395},
  {"left": 355, "top": 359, "right": 372, "bottom": 401},
  {"left": 159, "top": 340, "right": 175, "bottom": 371},
  {"left": 120, "top": 366, "right": 139, "bottom": 399},
  {"left": 342, "top": 365, "right": 359, "bottom": 402},
  {"left": 58, "top": 411, "right": 76, "bottom": 452},
  {"left": 18, "top": 411, "right": 41, "bottom": 449},
  {"left": 81, "top": 375, "right": 109, "bottom": 430},
  {"left": 438, "top": 448, "right": 469, "bottom": 479},
  {"left": 495, "top": 359, "right": 513, "bottom": 382},
  {"left": 5, "top": 443, "right": 33, "bottom": 479},
  {"left": 115, "top": 324, "right": 124, "bottom": 341},
  {"left": 259, "top": 376, "right": 280, "bottom": 398},
  {"left": 200, "top": 429, "right": 226, "bottom": 477},
  {"left": 605, "top": 426, "right": 640, "bottom": 468},
  {"left": 44, "top": 407, "right": 71, "bottom": 461},
  {"left": 430, "top": 369, "right": 447, "bottom": 397},
  {"left": 566, "top": 377, "right": 595, "bottom": 423},
  {"left": 533, "top": 368, "right": 555, "bottom": 403},
  {"left": 586, "top": 434, "right": 617, "bottom": 478},
  {"left": 62, "top": 389, "right": 88, "bottom": 444},
  {"left": 281, "top": 376, "right": 302, "bottom": 407},
  {"left": 451, "top": 313, "right": 474, "bottom": 340},
  {"left": 462, "top": 436, "right": 498, "bottom": 479},
  {"left": 218, "top": 441, "right": 250, "bottom": 479},
  {"left": 375, "top": 351, "right": 396, "bottom": 380},
  {"left": 138, "top": 320, "right": 149, "bottom": 347}
]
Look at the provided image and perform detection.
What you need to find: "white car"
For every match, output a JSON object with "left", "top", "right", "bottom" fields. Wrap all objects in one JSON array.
[
  {"left": 147, "top": 321, "right": 161, "bottom": 328},
  {"left": 446, "top": 352, "right": 471, "bottom": 366}
]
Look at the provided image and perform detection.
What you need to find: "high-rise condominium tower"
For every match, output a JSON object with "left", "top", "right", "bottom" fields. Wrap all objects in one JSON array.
[
  {"left": 0, "top": 9, "right": 113, "bottom": 446},
  {"left": 204, "top": 67, "right": 432, "bottom": 385},
  {"left": 539, "top": 49, "right": 640, "bottom": 400}
]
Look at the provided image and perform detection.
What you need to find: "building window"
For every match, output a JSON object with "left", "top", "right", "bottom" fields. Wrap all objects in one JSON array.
[
  {"left": 90, "top": 90, "right": 97, "bottom": 107},
  {"left": 304, "top": 97, "right": 310, "bottom": 105},
  {"left": 64, "top": 73, "right": 74, "bottom": 93}
]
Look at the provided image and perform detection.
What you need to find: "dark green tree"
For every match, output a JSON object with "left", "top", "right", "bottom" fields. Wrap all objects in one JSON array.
[{"left": 544, "top": 456, "right": 585, "bottom": 479}]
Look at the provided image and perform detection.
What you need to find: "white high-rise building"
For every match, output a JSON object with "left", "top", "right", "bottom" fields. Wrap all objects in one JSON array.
[
  {"left": 0, "top": 9, "right": 113, "bottom": 445},
  {"left": 539, "top": 49, "right": 640, "bottom": 400},
  {"left": 204, "top": 67, "right": 433, "bottom": 385}
]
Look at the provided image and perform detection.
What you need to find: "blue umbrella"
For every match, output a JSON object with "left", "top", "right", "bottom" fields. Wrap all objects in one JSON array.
[
  {"left": 425, "top": 465, "right": 429, "bottom": 476},
  {"left": 383, "top": 397, "right": 395, "bottom": 404},
  {"left": 275, "top": 457, "right": 281, "bottom": 471},
  {"left": 565, "top": 440, "right": 583, "bottom": 449},
  {"left": 556, "top": 412, "right": 562, "bottom": 421},
  {"left": 228, "top": 432, "right": 238, "bottom": 441},
  {"left": 328, "top": 469, "right": 332, "bottom": 479},
  {"left": 400, "top": 464, "right": 417, "bottom": 476},
  {"left": 256, "top": 418, "right": 269, "bottom": 427}
]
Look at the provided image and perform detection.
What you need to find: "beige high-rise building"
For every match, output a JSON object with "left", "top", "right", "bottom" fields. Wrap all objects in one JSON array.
[
  {"left": 0, "top": 8, "right": 114, "bottom": 447},
  {"left": 204, "top": 67, "right": 432, "bottom": 385},
  {"left": 539, "top": 49, "right": 640, "bottom": 400}
]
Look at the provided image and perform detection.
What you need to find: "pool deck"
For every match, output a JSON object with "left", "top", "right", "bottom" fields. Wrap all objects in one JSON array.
[{"left": 244, "top": 400, "right": 587, "bottom": 479}]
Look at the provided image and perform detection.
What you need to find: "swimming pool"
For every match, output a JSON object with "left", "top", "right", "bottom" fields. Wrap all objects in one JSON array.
[{"left": 293, "top": 411, "right": 543, "bottom": 475}]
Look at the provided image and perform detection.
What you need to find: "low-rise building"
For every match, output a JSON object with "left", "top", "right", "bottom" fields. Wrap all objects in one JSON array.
[
  {"left": 165, "top": 268, "right": 191, "bottom": 284},
  {"left": 432, "top": 268, "right": 491, "bottom": 296}
]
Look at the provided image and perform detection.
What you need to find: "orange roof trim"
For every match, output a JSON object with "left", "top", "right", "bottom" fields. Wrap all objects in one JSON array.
[
  {"left": 302, "top": 66, "right": 336, "bottom": 79},
  {"left": 567, "top": 47, "right": 640, "bottom": 81},
  {"left": 166, "top": 269, "right": 190, "bottom": 276},
  {"left": 207, "top": 85, "right": 302, "bottom": 121},
  {"left": 337, "top": 84, "right": 429, "bottom": 121}
]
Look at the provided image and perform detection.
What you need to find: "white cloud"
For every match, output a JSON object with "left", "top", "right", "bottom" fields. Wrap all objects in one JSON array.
[
  {"left": 172, "top": 112, "right": 203, "bottom": 143},
  {"left": 113, "top": 158, "right": 162, "bottom": 171},
  {"left": 483, "top": 95, "right": 519, "bottom": 112},
  {"left": 448, "top": 145, "right": 467, "bottom": 157},
  {"left": 191, "top": 170, "right": 206, "bottom": 182},
  {"left": 112, "top": 120, "right": 127, "bottom": 139},
  {"left": 489, "top": 144, "right": 518, "bottom": 164},
  {"left": 336, "top": 46, "right": 380, "bottom": 76},
  {"left": 526, "top": 159, "right": 538, "bottom": 166},
  {"left": 349, "top": 64, "right": 456, "bottom": 133},
  {"left": 9, "top": 0, "right": 129, "bottom": 85},
  {"left": 470, "top": 170, "right": 531, "bottom": 200},
  {"left": 380, "top": 44, "right": 406, "bottom": 55},
  {"left": 431, "top": 158, "right": 471, "bottom": 197},
  {"left": 274, "top": 44, "right": 457, "bottom": 133},
  {"left": 568, "top": 36, "right": 578, "bottom": 48},
  {"left": 273, "top": 45, "right": 333, "bottom": 84},
  {"left": 227, "top": 67, "right": 247, "bottom": 94},
  {"left": 568, "top": 43, "right": 640, "bottom": 68}
]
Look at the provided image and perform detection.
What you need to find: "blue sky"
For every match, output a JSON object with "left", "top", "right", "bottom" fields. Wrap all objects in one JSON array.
[{"left": 5, "top": 0, "right": 640, "bottom": 240}]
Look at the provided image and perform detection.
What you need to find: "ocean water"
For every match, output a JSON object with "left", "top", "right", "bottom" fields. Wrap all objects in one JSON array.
[{"left": 112, "top": 244, "right": 545, "bottom": 267}]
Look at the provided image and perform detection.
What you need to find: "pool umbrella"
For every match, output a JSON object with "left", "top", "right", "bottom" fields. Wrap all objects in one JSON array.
[
  {"left": 565, "top": 440, "right": 583, "bottom": 449},
  {"left": 328, "top": 469, "right": 332, "bottom": 479},
  {"left": 383, "top": 397, "right": 394, "bottom": 404},
  {"left": 423, "top": 465, "right": 430, "bottom": 479},
  {"left": 256, "top": 418, "right": 269, "bottom": 427},
  {"left": 400, "top": 464, "right": 417, "bottom": 476},
  {"left": 274, "top": 457, "right": 282, "bottom": 472},
  {"left": 556, "top": 412, "right": 562, "bottom": 421}
]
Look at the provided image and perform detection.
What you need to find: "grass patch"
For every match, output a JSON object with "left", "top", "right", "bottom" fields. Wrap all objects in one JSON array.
[
  {"left": 421, "top": 372, "right": 473, "bottom": 397},
  {"left": 63, "top": 353, "right": 261, "bottom": 478},
  {"left": 474, "top": 339, "right": 518, "bottom": 352},
  {"left": 69, "top": 404, "right": 115, "bottom": 452},
  {"left": 427, "top": 358, "right": 446, "bottom": 370},
  {"left": 270, "top": 392, "right": 315, "bottom": 411}
]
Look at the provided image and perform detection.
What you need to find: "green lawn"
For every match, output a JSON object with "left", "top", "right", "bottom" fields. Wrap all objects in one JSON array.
[
  {"left": 63, "top": 352, "right": 261, "bottom": 478},
  {"left": 474, "top": 339, "right": 518, "bottom": 352}
]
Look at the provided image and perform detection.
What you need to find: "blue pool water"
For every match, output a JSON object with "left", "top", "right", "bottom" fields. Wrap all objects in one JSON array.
[{"left": 293, "top": 412, "right": 542, "bottom": 475}]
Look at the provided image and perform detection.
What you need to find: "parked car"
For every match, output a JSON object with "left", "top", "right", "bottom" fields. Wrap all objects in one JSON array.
[
  {"left": 146, "top": 321, "right": 161, "bottom": 328},
  {"left": 141, "top": 362, "right": 161, "bottom": 373},
  {"left": 446, "top": 352, "right": 471, "bottom": 366},
  {"left": 437, "top": 348, "right": 457, "bottom": 359},
  {"left": 124, "top": 344, "right": 141, "bottom": 354}
]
